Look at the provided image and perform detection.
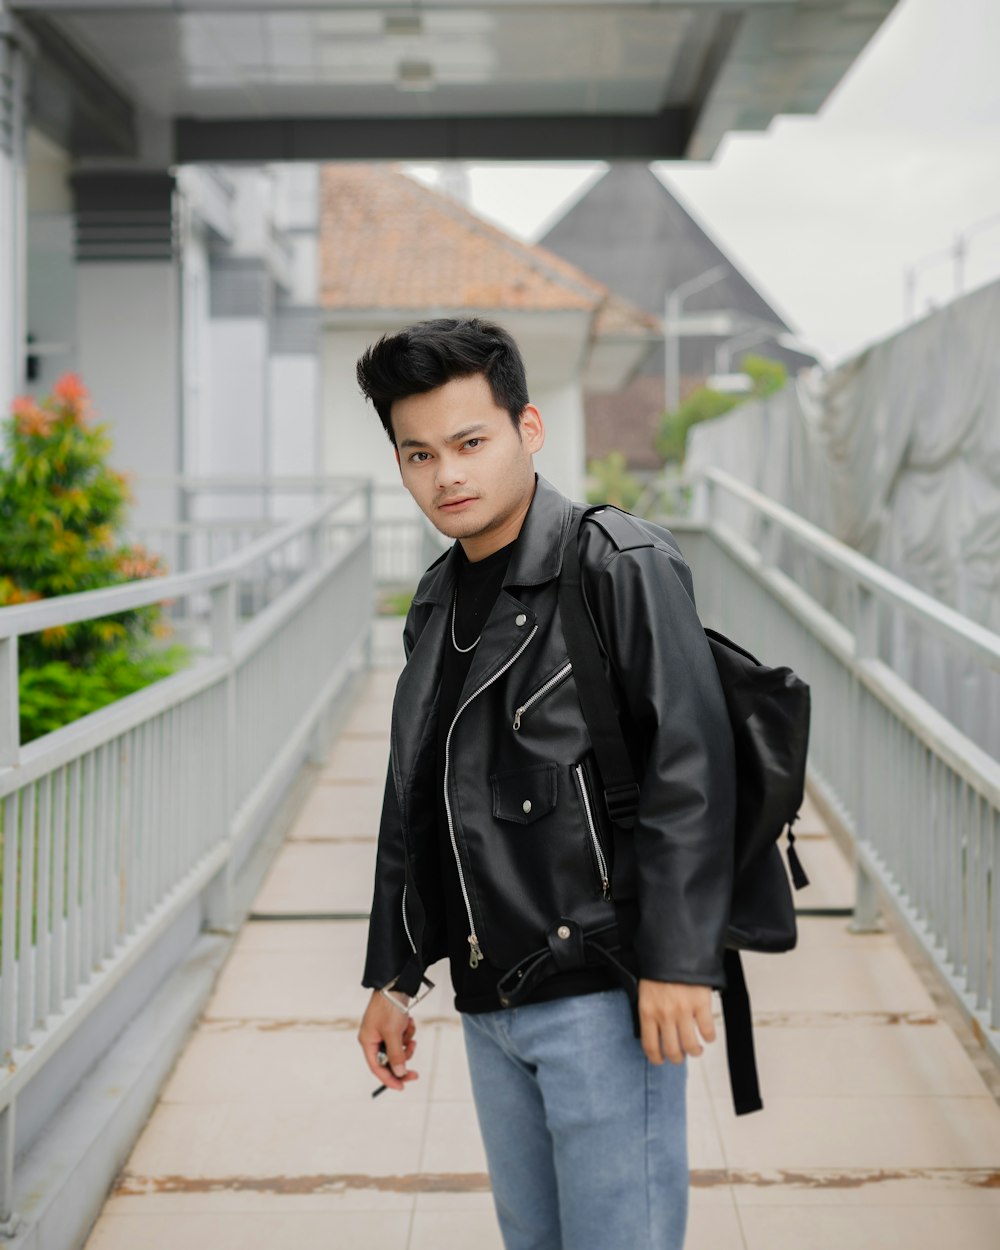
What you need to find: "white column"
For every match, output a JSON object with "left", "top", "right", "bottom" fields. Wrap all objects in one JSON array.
[
  {"left": 71, "top": 170, "right": 181, "bottom": 537},
  {"left": 205, "top": 256, "right": 272, "bottom": 521},
  {"left": 0, "top": 17, "right": 27, "bottom": 416},
  {"left": 269, "top": 307, "right": 321, "bottom": 521}
]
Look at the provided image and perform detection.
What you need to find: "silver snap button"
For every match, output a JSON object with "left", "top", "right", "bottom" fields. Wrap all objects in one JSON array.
[
  {"left": 515, "top": 613, "right": 527, "bottom": 626},
  {"left": 557, "top": 925, "right": 571, "bottom": 940},
  {"left": 522, "top": 799, "right": 532, "bottom": 814}
]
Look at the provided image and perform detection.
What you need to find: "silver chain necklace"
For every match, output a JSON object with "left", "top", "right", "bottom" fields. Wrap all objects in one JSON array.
[{"left": 450, "top": 587, "right": 481, "bottom": 653}]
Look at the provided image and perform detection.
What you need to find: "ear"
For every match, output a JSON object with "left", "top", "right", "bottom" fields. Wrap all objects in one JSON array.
[{"left": 519, "top": 404, "right": 545, "bottom": 455}]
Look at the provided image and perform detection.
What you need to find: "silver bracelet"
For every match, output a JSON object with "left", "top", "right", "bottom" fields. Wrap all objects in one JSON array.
[
  {"left": 379, "top": 980, "right": 411, "bottom": 1015},
  {"left": 378, "top": 973, "right": 435, "bottom": 1016}
]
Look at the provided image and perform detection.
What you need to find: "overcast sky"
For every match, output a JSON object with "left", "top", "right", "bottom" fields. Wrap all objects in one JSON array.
[{"left": 407, "top": 0, "right": 1000, "bottom": 368}]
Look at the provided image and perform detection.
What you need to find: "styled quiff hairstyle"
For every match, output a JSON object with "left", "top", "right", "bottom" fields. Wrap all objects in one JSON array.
[{"left": 355, "top": 317, "right": 530, "bottom": 445}]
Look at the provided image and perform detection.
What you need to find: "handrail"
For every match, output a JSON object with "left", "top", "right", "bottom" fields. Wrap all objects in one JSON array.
[
  {"left": 0, "top": 473, "right": 375, "bottom": 1232},
  {"left": 683, "top": 465, "right": 1000, "bottom": 1065},
  {"left": 140, "top": 472, "right": 365, "bottom": 493},
  {"left": 699, "top": 467, "right": 1000, "bottom": 672},
  {"left": 0, "top": 483, "right": 369, "bottom": 640}
]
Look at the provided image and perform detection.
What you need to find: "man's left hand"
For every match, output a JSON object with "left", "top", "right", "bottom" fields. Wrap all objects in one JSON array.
[{"left": 637, "top": 979, "right": 716, "bottom": 1065}]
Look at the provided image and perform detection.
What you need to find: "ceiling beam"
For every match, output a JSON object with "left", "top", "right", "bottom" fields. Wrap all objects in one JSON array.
[
  {"left": 175, "top": 107, "right": 694, "bottom": 165},
  {"left": 19, "top": 14, "right": 136, "bottom": 157}
]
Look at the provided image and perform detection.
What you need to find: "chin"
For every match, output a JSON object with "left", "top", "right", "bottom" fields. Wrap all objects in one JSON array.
[{"left": 432, "top": 514, "right": 479, "bottom": 539}]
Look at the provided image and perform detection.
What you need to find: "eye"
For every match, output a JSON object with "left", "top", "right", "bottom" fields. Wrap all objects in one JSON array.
[
  {"left": 464, "top": 438, "right": 483, "bottom": 449},
  {"left": 408, "top": 451, "right": 430, "bottom": 463}
]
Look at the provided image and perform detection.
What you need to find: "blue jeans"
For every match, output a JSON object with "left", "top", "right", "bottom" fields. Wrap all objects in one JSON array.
[{"left": 461, "top": 988, "right": 689, "bottom": 1250}]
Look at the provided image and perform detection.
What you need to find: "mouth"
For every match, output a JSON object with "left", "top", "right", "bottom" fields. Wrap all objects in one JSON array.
[{"left": 438, "top": 496, "right": 476, "bottom": 512}]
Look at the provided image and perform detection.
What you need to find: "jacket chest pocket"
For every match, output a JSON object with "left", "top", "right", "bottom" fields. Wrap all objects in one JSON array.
[
  {"left": 512, "top": 661, "right": 573, "bottom": 731},
  {"left": 491, "top": 762, "right": 558, "bottom": 825}
]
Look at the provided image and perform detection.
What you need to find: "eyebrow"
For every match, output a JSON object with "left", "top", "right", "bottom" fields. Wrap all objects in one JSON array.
[{"left": 398, "top": 423, "right": 489, "bottom": 450}]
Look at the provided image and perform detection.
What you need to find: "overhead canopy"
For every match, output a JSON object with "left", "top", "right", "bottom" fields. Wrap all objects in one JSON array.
[{"left": 9, "top": 0, "right": 898, "bottom": 164}]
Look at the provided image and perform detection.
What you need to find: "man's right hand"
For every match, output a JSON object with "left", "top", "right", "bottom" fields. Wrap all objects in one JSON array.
[{"left": 358, "top": 989, "right": 419, "bottom": 1092}]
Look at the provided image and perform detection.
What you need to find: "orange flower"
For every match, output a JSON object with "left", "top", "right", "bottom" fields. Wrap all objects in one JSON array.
[
  {"left": 115, "top": 545, "right": 165, "bottom": 580},
  {"left": 41, "top": 625, "right": 70, "bottom": 647},
  {"left": 11, "top": 397, "right": 53, "bottom": 438},
  {"left": 50, "top": 372, "right": 91, "bottom": 427},
  {"left": 52, "top": 373, "right": 89, "bottom": 408},
  {"left": 0, "top": 578, "right": 43, "bottom": 607}
]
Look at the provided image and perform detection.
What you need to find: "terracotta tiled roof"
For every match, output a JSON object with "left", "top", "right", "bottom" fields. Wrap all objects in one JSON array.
[{"left": 319, "top": 163, "right": 659, "bottom": 340}]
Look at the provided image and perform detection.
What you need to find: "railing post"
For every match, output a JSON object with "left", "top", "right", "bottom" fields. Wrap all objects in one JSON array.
[
  {"left": 0, "top": 1100, "right": 20, "bottom": 1235},
  {"left": 849, "top": 582, "right": 883, "bottom": 932},
  {"left": 757, "top": 513, "right": 782, "bottom": 568},
  {"left": 205, "top": 578, "right": 238, "bottom": 933},
  {"left": 689, "top": 471, "right": 713, "bottom": 528},
  {"left": 362, "top": 480, "right": 375, "bottom": 671},
  {"left": 849, "top": 855, "right": 882, "bottom": 933},
  {"left": 0, "top": 636, "right": 18, "bottom": 769}
]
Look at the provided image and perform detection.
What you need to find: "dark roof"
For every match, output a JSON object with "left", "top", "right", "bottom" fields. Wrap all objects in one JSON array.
[{"left": 538, "top": 162, "right": 817, "bottom": 375}]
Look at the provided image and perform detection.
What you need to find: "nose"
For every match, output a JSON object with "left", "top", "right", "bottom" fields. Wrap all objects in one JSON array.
[{"left": 434, "top": 451, "right": 467, "bottom": 491}]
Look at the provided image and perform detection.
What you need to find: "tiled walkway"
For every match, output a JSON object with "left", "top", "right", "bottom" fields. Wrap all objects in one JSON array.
[{"left": 83, "top": 626, "right": 1000, "bottom": 1249}]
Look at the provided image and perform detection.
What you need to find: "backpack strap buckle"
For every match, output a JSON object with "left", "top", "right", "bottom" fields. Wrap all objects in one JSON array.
[{"left": 604, "top": 782, "right": 640, "bottom": 829}]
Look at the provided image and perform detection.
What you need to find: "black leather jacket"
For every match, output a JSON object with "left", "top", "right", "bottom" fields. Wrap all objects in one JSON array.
[{"left": 362, "top": 475, "right": 736, "bottom": 998}]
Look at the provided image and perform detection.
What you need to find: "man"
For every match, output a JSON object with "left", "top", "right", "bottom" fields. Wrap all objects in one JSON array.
[{"left": 356, "top": 317, "right": 735, "bottom": 1250}]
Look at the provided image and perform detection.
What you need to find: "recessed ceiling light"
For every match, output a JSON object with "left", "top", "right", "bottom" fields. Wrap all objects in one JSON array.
[
  {"left": 396, "top": 59, "right": 435, "bottom": 91},
  {"left": 385, "top": 14, "right": 423, "bottom": 37}
]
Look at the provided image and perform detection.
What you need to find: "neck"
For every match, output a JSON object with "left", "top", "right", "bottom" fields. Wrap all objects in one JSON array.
[{"left": 460, "top": 478, "right": 536, "bottom": 562}]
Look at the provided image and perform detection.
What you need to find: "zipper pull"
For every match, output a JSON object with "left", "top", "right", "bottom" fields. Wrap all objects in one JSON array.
[
  {"left": 601, "top": 877, "right": 610, "bottom": 900},
  {"left": 468, "top": 935, "right": 483, "bottom": 968},
  {"left": 513, "top": 706, "right": 525, "bottom": 731}
]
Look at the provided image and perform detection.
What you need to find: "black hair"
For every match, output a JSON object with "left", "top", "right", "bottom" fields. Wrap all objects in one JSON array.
[{"left": 355, "top": 317, "right": 529, "bottom": 445}]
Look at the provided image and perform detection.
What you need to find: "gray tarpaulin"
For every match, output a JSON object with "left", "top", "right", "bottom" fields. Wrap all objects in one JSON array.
[{"left": 686, "top": 278, "right": 1000, "bottom": 761}]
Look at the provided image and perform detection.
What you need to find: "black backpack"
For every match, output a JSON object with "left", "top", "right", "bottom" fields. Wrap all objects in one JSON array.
[{"left": 559, "top": 505, "right": 811, "bottom": 1115}]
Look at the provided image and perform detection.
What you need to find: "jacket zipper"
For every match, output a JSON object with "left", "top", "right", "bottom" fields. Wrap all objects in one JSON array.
[
  {"left": 446, "top": 624, "right": 540, "bottom": 966},
  {"left": 512, "top": 661, "right": 573, "bottom": 730},
  {"left": 401, "top": 881, "right": 417, "bottom": 954},
  {"left": 574, "top": 764, "right": 611, "bottom": 899}
]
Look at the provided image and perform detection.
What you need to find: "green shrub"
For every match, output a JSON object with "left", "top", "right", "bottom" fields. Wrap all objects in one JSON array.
[
  {"left": 1, "top": 374, "right": 189, "bottom": 743},
  {"left": 656, "top": 353, "right": 789, "bottom": 466},
  {"left": 585, "top": 451, "right": 644, "bottom": 510},
  {"left": 379, "top": 588, "right": 415, "bottom": 616}
]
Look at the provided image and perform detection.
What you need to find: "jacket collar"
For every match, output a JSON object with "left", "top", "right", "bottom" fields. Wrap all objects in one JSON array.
[{"left": 413, "top": 473, "right": 576, "bottom": 606}]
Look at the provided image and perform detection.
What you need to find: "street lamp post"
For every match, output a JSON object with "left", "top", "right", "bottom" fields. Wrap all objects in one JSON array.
[
  {"left": 664, "top": 264, "right": 728, "bottom": 413},
  {"left": 714, "top": 326, "right": 773, "bottom": 375},
  {"left": 905, "top": 210, "right": 1000, "bottom": 322}
]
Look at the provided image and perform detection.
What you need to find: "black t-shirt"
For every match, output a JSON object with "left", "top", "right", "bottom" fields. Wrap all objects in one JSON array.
[{"left": 434, "top": 538, "right": 617, "bottom": 1013}]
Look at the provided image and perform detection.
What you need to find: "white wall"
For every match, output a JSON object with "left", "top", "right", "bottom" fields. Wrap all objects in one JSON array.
[
  {"left": 322, "top": 327, "right": 403, "bottom": 489},
  {"left": 269, "top": 353, "right": 321, "bottom": 521},
  {"left": 26, "top": 213, "right": 76, "bottom": 396},
  {"left": 528, "top": 379, "right": 584, "bottom": 500},
  {"left": 205, "top": 318, "right": 269, "bottom": 517},
  {"left": 75, "top": 262, "right": 180, "bottom": 531},
  {"left": 270, "top": 355, "right": 319, "bottom": 475}
]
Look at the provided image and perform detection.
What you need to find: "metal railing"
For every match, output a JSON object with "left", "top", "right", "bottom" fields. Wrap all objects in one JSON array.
[
  {"left": 0, "top": 480, "right": 375, "bottom": 1229},
  {"left": 129, "top": 476, "right": 434, "bottom": 587},
  {"left": 672, "top": 467, "right": 1000, "bottom": 1065}
]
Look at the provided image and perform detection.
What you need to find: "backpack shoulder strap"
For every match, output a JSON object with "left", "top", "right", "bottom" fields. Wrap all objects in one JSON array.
[
  {"left": 561, "top": 507, "right": 766, "bottom": 1119},
  {"left": 559, "top": 508, "right": 640, "bottom": 830}
]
